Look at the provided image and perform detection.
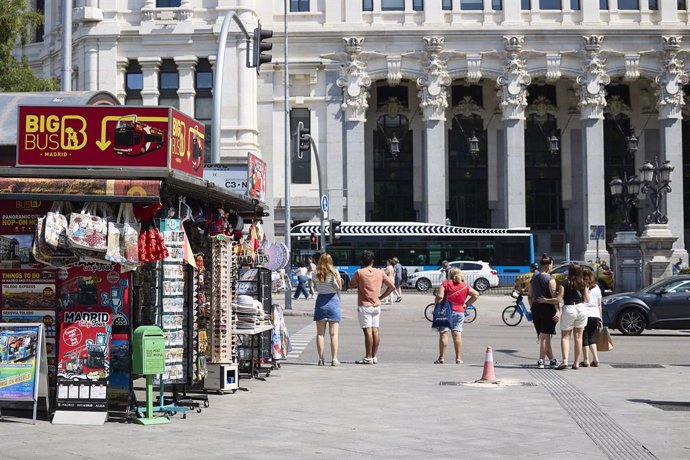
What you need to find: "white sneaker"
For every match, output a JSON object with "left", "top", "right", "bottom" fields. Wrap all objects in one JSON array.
[
  {"left": 537, "top": 359, "right": 545, "bottom": 369},
  {"left": 372, "top": 357, "right": 378, "bottom": 364}
]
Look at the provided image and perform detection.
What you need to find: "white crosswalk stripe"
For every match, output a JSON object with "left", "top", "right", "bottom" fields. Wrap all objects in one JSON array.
[{"left": 286, "top": 323, "right": 316, "bottom": 359}]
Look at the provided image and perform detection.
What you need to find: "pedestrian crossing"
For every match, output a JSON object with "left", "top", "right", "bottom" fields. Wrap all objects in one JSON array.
[{"left": 286, "top": 323, "right": 316, "bottom": 360}]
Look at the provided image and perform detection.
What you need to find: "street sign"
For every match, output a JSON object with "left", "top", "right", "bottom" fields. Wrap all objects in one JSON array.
[
  {"left": 321, "top": 195, "right": 329, "bottom": 218},
  {"left": 589, "top": 225, "right": 605, "bottom": 241}
]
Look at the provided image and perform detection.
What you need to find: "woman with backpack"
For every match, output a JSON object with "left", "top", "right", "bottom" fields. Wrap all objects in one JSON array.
[{"left": 433, "top": 267, "right": 479, "bottom": 364}]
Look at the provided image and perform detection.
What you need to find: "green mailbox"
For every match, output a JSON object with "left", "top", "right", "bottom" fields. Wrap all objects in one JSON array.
[{"left": 132, "top": 326, "right": 165, "bottom": 375}]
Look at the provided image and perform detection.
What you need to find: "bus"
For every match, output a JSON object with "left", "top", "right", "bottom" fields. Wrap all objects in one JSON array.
[{"left": 291, "top": 222, "right": 534, "bottom": 288}]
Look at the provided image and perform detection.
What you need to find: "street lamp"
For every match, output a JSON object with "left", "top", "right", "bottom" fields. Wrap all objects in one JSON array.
[
  {"left": 548, "top": 134, "right": 559, "bottom": 157},
  {"left": 388, "top": 134, "right": 400, "bottom": 160},
  {"left": 608, "top": 173, "right": 640, "bottom": 231},
  {"left": 639, "top": 157, "right": 675, "bottom": 225}
]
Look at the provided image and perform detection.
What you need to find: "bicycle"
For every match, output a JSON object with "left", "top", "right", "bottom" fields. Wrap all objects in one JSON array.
[
  {"left": 424, "top": 302, "right": 477, "bottom": 324},
  {"left": 501, "top": 290, "right": 533, "bottom": 326}
]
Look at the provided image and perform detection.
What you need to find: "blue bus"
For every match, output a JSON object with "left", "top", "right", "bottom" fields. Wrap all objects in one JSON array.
[{"left": 291, "top": 222, "right": 534, "bottom": 287}]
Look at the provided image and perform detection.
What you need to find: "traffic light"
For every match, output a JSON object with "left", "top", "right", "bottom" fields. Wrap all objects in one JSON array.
[
  {"left": 328, "top": 219, "right": 341, "bottom": 244},
  {"left": 252, "top": 21, "right": 273, "bottom": 75},
  {"left": 298, "top": 125, "right": 311, "bottom": 156},
  {"left": 309, "top": 232, "right": 317, "bottom": 249}
]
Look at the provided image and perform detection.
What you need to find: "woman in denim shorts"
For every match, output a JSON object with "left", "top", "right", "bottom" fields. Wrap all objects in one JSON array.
[{"left": 433, "top": 267, "right": 479, "bottom": 364}]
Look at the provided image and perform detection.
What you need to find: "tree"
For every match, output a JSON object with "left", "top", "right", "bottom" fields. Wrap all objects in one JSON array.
[{"left": 0, "top": 0, "right": 58, "bottom": 91}]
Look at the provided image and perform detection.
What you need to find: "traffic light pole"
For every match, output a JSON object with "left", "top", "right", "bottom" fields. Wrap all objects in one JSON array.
[
  {"left": 211, "top": 11, "right": 251, "bottom": 163},
  {"left": 296, "top": 121, "right": 327, "bottom": 254}
]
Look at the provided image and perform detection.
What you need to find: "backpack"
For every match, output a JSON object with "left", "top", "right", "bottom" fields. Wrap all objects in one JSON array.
[{"left": 401, "top": 267, "right": 408, "bottom": 283}]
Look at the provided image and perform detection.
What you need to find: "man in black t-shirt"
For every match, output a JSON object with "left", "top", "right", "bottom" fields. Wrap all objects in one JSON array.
[{"left": 527, "top": 255, "right": 560, "bottom": 369}]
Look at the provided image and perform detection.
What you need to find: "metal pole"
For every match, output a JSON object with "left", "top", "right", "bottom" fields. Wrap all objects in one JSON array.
[
  {"left": 309, "top": 136, "right": 326, "bottom": 253},
  {"left": 283, "top": 0, "right": 292, "bottom": 310},
  {"left": 212, "top": 11, "right": 251, "bottom": 164},
  {"left": 61, "top": 0, "right": 73, "bottom": 91}
]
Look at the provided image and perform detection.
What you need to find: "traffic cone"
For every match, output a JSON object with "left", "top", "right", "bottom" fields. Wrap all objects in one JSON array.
[{"left": 478, "top": 346, "right": 496, "bottom": 382}]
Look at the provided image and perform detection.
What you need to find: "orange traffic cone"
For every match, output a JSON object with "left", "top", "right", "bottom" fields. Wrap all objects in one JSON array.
[{"left": 478, "top": 346, "right": 496, "bottom": 382}]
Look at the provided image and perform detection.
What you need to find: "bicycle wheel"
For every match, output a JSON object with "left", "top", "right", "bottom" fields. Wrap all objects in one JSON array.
[
  {"left": 502, "top": 305, "right": 523, "bottom": 326},
  {"left": 464, "top": 307, "right": 477, "bottom": 323},
  {"left": 424, "top": 303, "right": 435, "bottom": 322}
]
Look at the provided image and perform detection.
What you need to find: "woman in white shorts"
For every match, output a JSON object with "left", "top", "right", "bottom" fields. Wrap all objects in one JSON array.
[{"left": 555, "top": 263, "right": 589, "bottom": 370}]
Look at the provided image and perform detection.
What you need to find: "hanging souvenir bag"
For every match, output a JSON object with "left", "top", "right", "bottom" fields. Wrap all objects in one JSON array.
[
  {"left": 67, "top": 203, "right": 110, "bottom": 252},
  {"left": 44, "top": 201, "right": 73, "bottom": 250},
  {"left": 106, "top": 203, "right": 140, "bottom": 266},
  {"left": 32, "top": 217, "right": 78, "bottom": 267}
]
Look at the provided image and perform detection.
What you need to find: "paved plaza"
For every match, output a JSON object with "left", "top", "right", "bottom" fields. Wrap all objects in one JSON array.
[{"left": 2, "top": 293, "right": 690, "bottom": 459}]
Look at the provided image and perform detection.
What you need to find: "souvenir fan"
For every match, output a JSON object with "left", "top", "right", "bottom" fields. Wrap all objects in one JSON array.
[{"left": 133, "top": 203, "right": 169, "bottom": 263}]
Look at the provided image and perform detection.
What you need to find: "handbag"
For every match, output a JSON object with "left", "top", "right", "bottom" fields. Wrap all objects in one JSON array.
[
  {"left": 106, "top": 203, "right": 140, "bottom": 265},
  {"left": 67, "top": 203, "right": 111, "bottom": 252},
  {"left": 44, "top": 201, "right": 73, "bottom": 250},
  {"left": 597, "top": 325, "right": 614, "bottom": 352},
  {"left": 431, "top": 299, "right": 453, "bottom": 329}
]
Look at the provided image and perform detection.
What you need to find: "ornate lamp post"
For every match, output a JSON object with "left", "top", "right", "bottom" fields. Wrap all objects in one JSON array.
[
  {"left": 609, "top": 173, "right": 641, "bottom": 231},
  {"left": 639, "top": 158, "right": 675, "bottom": 224}
]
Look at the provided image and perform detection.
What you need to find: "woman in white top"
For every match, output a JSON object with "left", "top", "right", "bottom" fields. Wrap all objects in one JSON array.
[
  {"left": 581, "top": 268, "right": 602, "bottom": 367},
  {"left": 312, "top": 253, "right": 342, "bottom": 366},
  {"left": 292, "top": 262, "right": 309, "bottom": 300}
]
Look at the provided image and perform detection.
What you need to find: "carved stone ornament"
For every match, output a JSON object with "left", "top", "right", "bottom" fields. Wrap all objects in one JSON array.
[
  {"left": 545, "top": 54, "right": 561, "bottom": 83},
  {"left": 416, "top": 37, "right": 451, "bottom": 121},
  {"left": 624, "top": 54, "right": 640, "bottom": 82},
  {"left": 525, "top": 96, "right": 558, "bottom": 121},
  {"left": 466, "top": 55, "right": 482, "bottom": 84},
  {"left": 387, "top": 56, "right": 402, "bottom": 87},
  {"left": 336, "top": 37, "right": 372, "bottom": 122},
  {"left": 576, "top": 35, "right": 610, "bottom": 120},
  {"left": 604, "top": 95, "right": 632, "bottom": 118},
  {"left": 496, "top": 36, "right": 531, "bottom": 120},
  {"left": 452, "top": 96, "right": 483, "bottom": 118},
  {"left": 655, "top": 36, "right": 689, "bottom": 120},
  {"left": 377, "top": 97, "right": 410, "bottom": 119}
]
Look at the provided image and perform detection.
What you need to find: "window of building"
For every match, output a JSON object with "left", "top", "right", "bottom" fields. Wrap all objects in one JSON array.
[
  {"left": 617, "top": 0, "right": 638, "bottom": 9},
  {"left": 158, "top": 59, "right": 179, "bottom": 109},
  {"left": 452, "top": 85, "right": 483, "bottom": 107},
  {"left": 381, "top": 0, "right": 405, "bottom": 10},
  {"left": 195, "top": 58, "right": 213, "bottom": 163},
  {"left": 492, "top": 0, "right": 503, "bottom": 9},
  {"left": 412, "top": 0, "right": 424, "bottom": 10},
  {"left": 125, "top": 60, "right": 143, "bottom": 106},
  {"left": 461, "top": 0, "right": 483, "bottom": 10},
  {"left": 290, "top": 108, "right": 311, "bottom": 184},
  {"left": 527, "top": 85, "right": 557, "bottom": 106},
  {"left": 571, "top": 0, "right": 581, "bottom": 9},
  {"left": 290, "top": 0, "right": 309, "bottom": 12},
  {"left": 34, "top": 0, "right": 45, "bottom": 43},
  {"left": 522, "top": 0, "right": 531, "bottom": 9},
  {"left": 540, "top": 0, "right": 561, "bottom": 8},
  {"left": 648, "top": 0, "right": 658, "bottom": 9},
  {"left": 680, "top": 0, "right": 687, "bottom": 9},
  {"left": 363, "top": 0, "right": 374, "bottom": 11},
  {"left": 442, "top": 0, "right": 452, "bottom": 10},
  {"left": 156, "top": 0, "right": 181, "bottom": 6}
]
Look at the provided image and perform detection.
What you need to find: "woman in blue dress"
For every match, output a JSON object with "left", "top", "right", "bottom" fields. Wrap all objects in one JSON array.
[{"left": 313, "top": 253, "right": 343, "bottom": 366}]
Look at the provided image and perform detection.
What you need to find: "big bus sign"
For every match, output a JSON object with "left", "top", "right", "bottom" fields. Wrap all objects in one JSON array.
[{"left": 16, "top": 106, "right": 204, "bottom": 178}]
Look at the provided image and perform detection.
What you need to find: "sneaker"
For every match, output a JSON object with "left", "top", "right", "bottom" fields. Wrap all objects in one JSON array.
[
  {"left": 355, "top": 358, "right": 373, "bottom": 365},
  {"left": 372, "top": 357, "right": 378, "bottom": 364},
  {"left": 549, "top": 358, "right": 558, "bottom": 369},
  {"left": 394, "top": 297, "right": 402, "bottom": 303},
  {"left": 331, "top": 359, "right": 341, "bottom": 366},
  {"left": 537, "top": 359, "right": 545, "bottom": 369}
]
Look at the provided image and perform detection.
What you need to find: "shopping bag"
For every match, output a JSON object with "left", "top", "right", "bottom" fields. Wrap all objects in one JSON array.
[
  {"left": 44, "top": 202, "right": 73, "bottom": 250},
  {"left": 431, "top": 299, "right": 453, "bottom": 329},
  {"left": 67, "top": 203, "right": 110, "bottom": 252},
  {"left": 597, "top": 326, "right": 614, "bottom": 352},
  {"left": 106, "top": 203, "right": 140, "bottom": 265},
  {"left": 32, "top": 217, "right": 78, "bottom": 267}
]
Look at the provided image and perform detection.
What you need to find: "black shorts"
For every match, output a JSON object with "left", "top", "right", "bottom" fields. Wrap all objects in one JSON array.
[
  {"left": 583, "top": 317, "right": 602, "bottom": 346},
  {"left": 531, "top": 303, "right": 557, "bottom": 335}
]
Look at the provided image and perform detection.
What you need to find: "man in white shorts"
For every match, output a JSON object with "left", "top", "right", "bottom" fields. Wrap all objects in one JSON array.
[{"left": 350, "top": 250, "right": 396, "bottom": 364}]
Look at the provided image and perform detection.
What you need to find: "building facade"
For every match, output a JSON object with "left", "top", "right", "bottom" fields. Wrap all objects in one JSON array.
[{"left": 19, "top": 0, "right": 690, "bottom": 262}]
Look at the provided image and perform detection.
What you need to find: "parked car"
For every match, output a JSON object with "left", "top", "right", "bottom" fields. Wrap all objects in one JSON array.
[
  {"left": 405, "top": 261, "right": 499, "bottom": 292},
  {"left": 514, "top": 261, "right": 614, "bottom": 294},
  {"left": 603, "top": 275, "right": 690, "bottom": 335}
]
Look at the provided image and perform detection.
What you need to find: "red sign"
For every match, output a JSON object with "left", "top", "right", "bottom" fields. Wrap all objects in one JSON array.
[
  {"left": 16, "top": 106, "right": 204, "bottom": 177},
  {"left": 0, "top": 200, "right": 51, "bottom": 234},
  {"left": 247, "top": 153, "right": 266, "bottom": 202}
]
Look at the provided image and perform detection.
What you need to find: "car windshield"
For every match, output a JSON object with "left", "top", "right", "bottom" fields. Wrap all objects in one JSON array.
[{"left": 644, "top": 278, "right": 690, "bottom": 293}]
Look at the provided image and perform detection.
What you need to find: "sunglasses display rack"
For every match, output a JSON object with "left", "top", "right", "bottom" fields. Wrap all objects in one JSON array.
[
  {"left": 192, "top": 255, "right": 209, "bottom": 383},
  {"left": 209, "top": 237, "right": 238, "bottom": 364}
]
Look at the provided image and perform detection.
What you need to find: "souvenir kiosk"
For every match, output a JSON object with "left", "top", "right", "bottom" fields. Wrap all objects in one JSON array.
[{"left": 0, "top": 102, "right": 270, "bottom": 423}]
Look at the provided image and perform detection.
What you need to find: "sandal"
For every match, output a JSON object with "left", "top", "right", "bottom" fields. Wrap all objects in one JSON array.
[
  {"left": 456, "top": 359, "right": 463, "bottom": 364},
  {"left": 591, "top": 361, "right": 599, "bottom": 367},
  {"left": 571, "top": 364, "right": 579, "bottom": 370},
  {"left": 434, "top": 359, "right": 445, "bottom": 364},
  {"left": 580, "top": 362, "right": 590, "bottom": 367},
  {"left": 556, "top": 363, "right": 568, "bottom": 370}
]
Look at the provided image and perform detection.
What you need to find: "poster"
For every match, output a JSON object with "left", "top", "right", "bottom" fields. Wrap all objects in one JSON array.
[
  {"left": 55, "top": 308, "right": 112, "bottom": 412},
  {"left": 247, "top": 153, "right": 266, "bottom": 203},
  {"left": 0, "top": 200, "right": 51, "bottom": 268},
  {"left": 203, "top": 163, "right": 248, "bottom": 194},
  {"left": 56, "top": 263, "right": 130, "bottom": 327},
  {"left": 0, "top": 324, "right": 40, "bottom": 401}
]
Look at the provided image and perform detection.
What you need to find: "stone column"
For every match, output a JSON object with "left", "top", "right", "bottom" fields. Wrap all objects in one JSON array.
[
  {"left": 337, "top": 37, "right": 371, "bottom": 222},
  {"left": 139, "top": 57, "right": 161, "bottom": 106},
  {"left": 655, "top": 36, "right": 689, "bottom": 264},
  {"left": 116, "top": 58, "right": 128, "bottom": 104},
  {"left": 576, "top": 36, "right": 610, "bottom": 263},
  {"left": 659, "top": 0, "right": 679, "bottom": 25},
  {"left": 639, "top": 225, "right": 677, "bottom": 286},
  {"left": 495, "top": 36, "right": 530, "bottom": 228},
  {"left": 175, "top": 56, "right": 198, "bottom": 117},
  {"left": 326, "top": 72, "right": 346, "bottom": 221},
  {"left": 610, "top": 231, "right": 642, "bottom": 292},
  {"left": 581, "top": 0, "right": 600, "bottom": 25},
  {"left": 417, "top": 37, "right": 451, "bottom": 224},
  {"left": 85, "top": 44, "right": 98, "bottom": 91}
]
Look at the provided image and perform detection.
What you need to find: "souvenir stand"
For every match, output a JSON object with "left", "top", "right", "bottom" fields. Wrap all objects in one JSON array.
[{"left": 0, "top": 103, "right": 267, "bottom": 422}]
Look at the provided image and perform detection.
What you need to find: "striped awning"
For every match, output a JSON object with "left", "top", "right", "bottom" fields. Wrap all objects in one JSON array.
[{"left": 291, "top": 222, "right": 531, "bottom": 237}]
